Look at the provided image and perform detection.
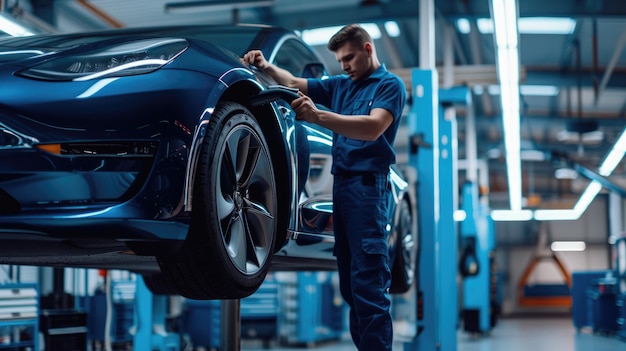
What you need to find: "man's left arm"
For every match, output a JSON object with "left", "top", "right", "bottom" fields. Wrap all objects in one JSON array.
[
  {"left": 292, "top": 78, "right": 404, "bottom": 141},
  {"left": 291, "top": 93, "right": 391, "bottom": 140}
]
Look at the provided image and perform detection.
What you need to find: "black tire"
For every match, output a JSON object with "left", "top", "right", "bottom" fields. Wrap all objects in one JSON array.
[
  {"left": 142, "top": 273, "right": 179, "bottom": 296},
  {"left": 390, "top": 199, "right": 416, "bottom": 293},
  {"left": 157, "top": 102, "right": 278, "bottom": 299}
]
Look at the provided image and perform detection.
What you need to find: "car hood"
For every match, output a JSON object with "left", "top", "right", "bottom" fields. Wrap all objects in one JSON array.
[
  {"left": 0, "top": 30, "right": 264, "bottom": 137},
  {"left": 0, "top": 24, "right": 276, "bottom": 67}
]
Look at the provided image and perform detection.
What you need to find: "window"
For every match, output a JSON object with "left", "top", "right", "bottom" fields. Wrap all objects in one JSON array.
[{"left": 273, "top": 39, "right": 320, "bottom": 78}]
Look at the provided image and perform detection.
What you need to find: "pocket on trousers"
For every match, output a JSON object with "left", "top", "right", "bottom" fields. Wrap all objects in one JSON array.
[{"left": 362, "top": 237, "right": 387, "bottom": 255}]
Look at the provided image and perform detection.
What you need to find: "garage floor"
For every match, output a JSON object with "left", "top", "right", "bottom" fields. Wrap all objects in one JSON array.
[{"left": 240, "top": 316, "right": 624, "bottom": 351}]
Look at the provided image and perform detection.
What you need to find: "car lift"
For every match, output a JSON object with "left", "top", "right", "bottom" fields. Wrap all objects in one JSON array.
[
  {"left": 403, "top": 69, "right": 466, "bottom": 351},
  {"left": 516, "top": 222, "right": 573, "bottom": 309},
  {"left": 133, "top": 275, "right": 243, "bottom": 351},
  {"left": 133, "top": 278, "right": 180, "bottom": 351},
  {"left": 220, "top": 299, "right": 241, "bottom": 350},
  {"left": 459, "top": 181, "right": 498, "bottom": 334}
]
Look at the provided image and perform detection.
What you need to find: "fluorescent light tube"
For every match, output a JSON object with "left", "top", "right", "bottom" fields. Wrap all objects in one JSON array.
[
  {"left": 520, "top": 150, "right": 545, "bottom": 161},
  {"left": 456, "top": 18, "right": 471, "bottom": 34},
  {"left": 518, "top": 17, "right": 576, "bottom": 35},
  {"left": 0, "top": 14, "right": 34, "bottom": 36},
  {"left": 474, "top": 17, "right": 575, "bottom": 35},
  {"left": 489, "top": 84, "right": 560, "bottom": 97},
  {"left": 489, "top": 84, "right": 560, "bottom": 96},
  {"left": 574, "top": 181, "right": 602, "bottom": 213},
  {"left": 384, "top": 21, "right": 401, "bottom": 37},
  {"left": 520, "top": 85, "right": 559, "bottom": 96},
  {"left": 492, "top": 0, "right": 518, "bottom": 48},
  {"left": 492, "top": 0, "right": 522, "bottom": 210},
  {"left": 533, "top": 209, "right": 581, "bottom": 221},
  {"left": 551, "top": 241, "right": 586, "bottom": 252},
  {"left": 303, "top": 23, "right": 381, "bottom": 46},
  {"left": 491, "top": 210, "right": 533, "bottom": 221},
  {"left": 554, "top": 168, "right": 578, "bottom": 180},
  {"left": 598, "top": 127, "right": 626, "bottom": 176},
  {"left": 302, "top": 26, "right": 345, "bottom": 46},
  {"left": 477, "top": 18, "right": 494, "bottom": 34}
]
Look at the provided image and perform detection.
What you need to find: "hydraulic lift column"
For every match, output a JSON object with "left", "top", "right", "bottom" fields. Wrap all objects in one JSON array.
[
  {"left": 404, "top": 70, "right": 459, "bottom": 351},
  {"left": 403, "top": 2, "right": 465, "bottom": 348},
  {"left": 133, "top": 278, "right": 179, "bottom": 351},
  {"left": 221, "top": 299, "right": 241, "bottom": 351}
]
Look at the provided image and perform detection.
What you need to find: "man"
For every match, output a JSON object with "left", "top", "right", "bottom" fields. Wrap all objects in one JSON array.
[{"left": 243, "top": 24, "right": 406, "bottom": 351}]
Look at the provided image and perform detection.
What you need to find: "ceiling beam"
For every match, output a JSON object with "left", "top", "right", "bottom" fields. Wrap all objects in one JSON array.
[{"left": 595, "top": 27, "right": 626, "bottom": 105}]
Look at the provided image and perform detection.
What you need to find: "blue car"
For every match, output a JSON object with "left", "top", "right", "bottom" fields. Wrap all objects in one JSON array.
[{"left": 0, "top": 25, "right": 416, "bottom": 299}]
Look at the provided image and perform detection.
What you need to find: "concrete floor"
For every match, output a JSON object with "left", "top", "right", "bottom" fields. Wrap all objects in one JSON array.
[{"left": 239, "top": 316, "right": 625, "bottom": 351}]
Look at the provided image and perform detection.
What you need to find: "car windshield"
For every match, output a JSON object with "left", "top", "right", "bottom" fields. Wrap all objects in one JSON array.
[{"left": 0, "top": 25, "right": 265, "bottom": 57}]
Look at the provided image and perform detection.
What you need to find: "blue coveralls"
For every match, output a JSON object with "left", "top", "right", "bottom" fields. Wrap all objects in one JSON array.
[{"left": 308, "top": 64, "right": 406, "bottom": 351}]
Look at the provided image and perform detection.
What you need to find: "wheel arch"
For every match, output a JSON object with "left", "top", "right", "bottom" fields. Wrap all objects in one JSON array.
[{"left": 216, "top": 81, "right": 294, "bottom": 252}]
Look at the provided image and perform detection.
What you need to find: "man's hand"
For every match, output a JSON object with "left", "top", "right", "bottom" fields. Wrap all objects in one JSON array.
[
  {"left": 291, "top": 91, "right": 319, "bottom": 123},
  {"left": 242, "top": 50, "right": 309, "bottom": 95},
  {"left": 242, "top": 50, "right": 269, "bottom": 70}
]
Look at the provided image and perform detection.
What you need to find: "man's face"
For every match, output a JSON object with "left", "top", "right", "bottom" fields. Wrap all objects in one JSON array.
[{"left": 334, "top": 41, "right": 372, "bottom": 82}]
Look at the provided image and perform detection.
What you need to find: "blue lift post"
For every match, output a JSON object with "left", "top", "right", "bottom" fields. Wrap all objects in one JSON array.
[
  {"left": 615, "top": 237, "right": 626, "bottom": 341},
  {"left": 133, "top": 277, "right": 180, "bottom": 351},
  {"left": 459, "top": 181, "right": 496, "bottom": 334},
  {"left": 404, "top": 69, "right": 458, "bottom": 351}
]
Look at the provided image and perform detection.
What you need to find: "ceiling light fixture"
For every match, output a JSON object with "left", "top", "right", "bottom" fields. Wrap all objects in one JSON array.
[
  {"left": 520, "top": 150, "right": 546, "bottom": 161},
  {"left": 384, "top": 21, "right": 401, "bottom": 38},
  {"left": 556, "top": 130, "right": 604, "bottom": 144},
  {"left": 488, "top": 84, "right": 560, "bottom": 96},
  {"left": 456, "top": 18, "right": 471, "bottom": 34},
  {"left": 491, "top": 0, "right": 522, "bottom": 210},
  {"left": 493, "top": 126, "right": 625, "bottom": 222},
  {"left": 551, "top": 241, "right": 586, "bottom": 252},
  {"left": 554, "top": 168, "right": 578, "bottom": 180},
  {"left": 598, "top": 126, "right": 626, "bottom": 176},
  {"left": 533, "top": 209, "right": 580, "bottom": 221},
  {"left": 518, "top": 17, "right": 576, "bottom": 35},
  {"left": 302, "top": 23, "right": 382, "bottom": 46},
  {"left": 490, "top": 209, "right": 533, "bottom": 221},
  {"left": 574, "top": 181, "right": 602, "bottom": 212},
  {"left": 460, "top": 17, "right": 576, "bottom": 35},
  {"left": 520, "top": 85, "right": 560, "bottom": 96}
]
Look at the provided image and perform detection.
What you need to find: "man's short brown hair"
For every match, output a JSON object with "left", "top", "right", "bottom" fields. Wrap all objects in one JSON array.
[{"left": 327, "top": 24, "right": 373, "bottom": 52}]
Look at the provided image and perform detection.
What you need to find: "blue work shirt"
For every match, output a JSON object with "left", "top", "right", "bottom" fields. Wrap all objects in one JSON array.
[{"left": 307, "top": 64, "right": 406, "bottom": 175}]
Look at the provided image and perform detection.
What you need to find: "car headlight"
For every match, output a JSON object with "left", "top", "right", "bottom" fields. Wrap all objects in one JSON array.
[{"left": 17, "top": 38, "right": 189, "bottom": 81}]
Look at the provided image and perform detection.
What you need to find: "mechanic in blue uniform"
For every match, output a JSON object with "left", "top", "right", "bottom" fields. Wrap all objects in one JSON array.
[{"left": 243, "top": 24, "right": 406, "bottom": 351}]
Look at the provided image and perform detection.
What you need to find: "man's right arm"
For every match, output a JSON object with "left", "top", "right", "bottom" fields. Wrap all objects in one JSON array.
[{"left": 242, "top": 50, "right": 308, "bottom": 94}]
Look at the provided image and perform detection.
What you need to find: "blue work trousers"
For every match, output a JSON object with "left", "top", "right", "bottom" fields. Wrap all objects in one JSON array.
[{"left": 333, "top": 172, "right": 392, "bottom": 351}]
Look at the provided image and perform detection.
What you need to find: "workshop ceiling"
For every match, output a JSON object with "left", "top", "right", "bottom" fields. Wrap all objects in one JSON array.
[{"left": 5, "top": 0, "right": 626, "bottom": 211}]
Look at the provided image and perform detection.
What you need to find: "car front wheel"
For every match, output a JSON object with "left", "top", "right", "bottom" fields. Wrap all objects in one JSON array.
[{"left": 157, "top": 101, "right": 278, "bottom": 299}]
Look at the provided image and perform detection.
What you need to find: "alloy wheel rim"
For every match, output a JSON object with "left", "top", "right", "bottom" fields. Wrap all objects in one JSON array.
[{"left": 215, "top": 124, "right": 276, "bottom": 275}]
